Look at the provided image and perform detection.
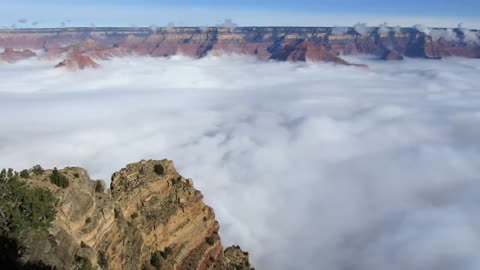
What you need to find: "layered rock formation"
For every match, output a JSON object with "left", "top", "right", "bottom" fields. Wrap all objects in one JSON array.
[
  {"left": 0, "top": 27, "right": 479, "bottom": 69},
  {"left": 12, "top": 160, "right": 252, "bottom": 270},
  {"left": 54, "top": 53, "right": 99, "bottom": 70},
  {"left": 0, "top": 48, "right": 36, "bottom": 63}
]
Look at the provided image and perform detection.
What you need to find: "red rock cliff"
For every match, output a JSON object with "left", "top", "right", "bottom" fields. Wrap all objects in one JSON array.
[{"left": 0, "top": 27, "right": 478, "bottom": 68}]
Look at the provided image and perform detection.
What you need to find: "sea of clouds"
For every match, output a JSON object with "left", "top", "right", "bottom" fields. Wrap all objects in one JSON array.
[{"left": 1, "top": 55, "right": 480, "bottom": 269}]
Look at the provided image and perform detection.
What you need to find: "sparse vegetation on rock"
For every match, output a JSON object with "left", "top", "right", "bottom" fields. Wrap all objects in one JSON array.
[
  {"left": 20, "top": 169, "right": 30, "bottom": 179},
  {"left": 0, "top": 168, "right": 56, "bottom": 268},
  {"left": 114, "top": 208, "right": 121, "bottom": 219},
  {"left": 97, "top": 251, "right": 109, "bottom": 270},
  {"left": 154, "top": 164, "right": 165, "bottom": 175},
  {"left": 205, "top": 236, "right": 215, "bottom": 246},
  {"left": 0, "top": 169, "right": 56, "bottom": 239},
  {"left": 95, "top": 180, "right": 105, "bottom": 193},
  {"left": 160, "top": 247, "right": 172, "bottom": 259},
  {"left": 74, "top": 255, "right": 93, "bottom": 270},
  {"left": 0, "top": 160, "right": 252, "bottom": 269},
  {"left": 223, "top": 245, "right": 254, "bottom": 270},
  {"left": 49, "top": 167, "right": 69, "bottom": 188},
  {"left": 150, "top": 251, "right": 162, "bottom": 270},
  {"left": 32, "top": 165, "right": 44, "bottom": 175}
]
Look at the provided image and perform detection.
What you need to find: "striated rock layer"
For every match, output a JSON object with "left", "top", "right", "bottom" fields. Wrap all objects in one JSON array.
[
  {"left": 0, "top": 27, "right": 478, "bottom": 69},
  {"left": 16, "top": 160, "right": 253, "bottom": 270}
]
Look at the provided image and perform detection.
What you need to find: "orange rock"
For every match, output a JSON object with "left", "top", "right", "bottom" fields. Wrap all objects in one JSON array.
[
  {"left": 55, "top": 53, "right": 99, "bottom": 70},
  {"left": 17, "top": 160, "right": 253, "bottom": 270},
  {"left": 0, "top": 27, "right": 478, "bottom": 68}
]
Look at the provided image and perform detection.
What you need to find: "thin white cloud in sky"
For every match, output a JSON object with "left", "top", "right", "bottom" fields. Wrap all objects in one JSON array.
[{"left": 1, "top": 55, "right": 480, "bottom": 269}]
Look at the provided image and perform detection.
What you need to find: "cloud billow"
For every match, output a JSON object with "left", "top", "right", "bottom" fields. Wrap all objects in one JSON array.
[{"left": 0, "top": 55, "right": 480, "bottom": 269}]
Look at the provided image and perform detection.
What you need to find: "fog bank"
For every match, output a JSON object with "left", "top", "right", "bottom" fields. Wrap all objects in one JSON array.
[{"left": 1, "top": 55, "right": 480, "bottom": 269}]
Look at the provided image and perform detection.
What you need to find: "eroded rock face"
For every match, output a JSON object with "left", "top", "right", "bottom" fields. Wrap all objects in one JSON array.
[
  {"left": 0, "top": 26, "right": 478, "bottom": 69},
  {"left": 0, "top": 48, "right": 36, "bottom": 63},
  {"left": 18, "top": 160, "right": 253, "bottom": 270},
  {"left": 55, "top": 53, "right": 99, "bottom": 70},
  {"left": 223, "top": 246, "right": 253, "bottom": 270}
]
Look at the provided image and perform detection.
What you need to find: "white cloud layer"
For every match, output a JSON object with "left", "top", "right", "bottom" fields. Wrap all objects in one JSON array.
[
  {"left": 414, "top": 24, "right": 432, "bottom": 35},
  {"left": 1, "top": 55, "right": 480, "bottom": 269},
  {"left": 430, "top": 28, "right": 458, "bottom": 42},
  {"left": 354, "top": 23, "right": 370, "bottom": 35}
]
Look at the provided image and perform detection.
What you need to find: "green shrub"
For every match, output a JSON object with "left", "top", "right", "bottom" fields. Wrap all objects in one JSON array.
[
  {"left": 154, "top": 164, "right": 165, "bottom": 176},
  {"left": 95, "top": 180, "right": 105, "bottom": 193},
  {"left": 205, "top": 236, "right": 215, "bottom": 246},
  {"left": 7, "top": 168, "right": 14, "bottom": 178},
  {"left": 97, "top": 251, "right": 109, "bottom": 270},
  {"left": 150, "top": 251, "right": 162, "bottom": 270},
  {"left": 114, "top": 208, "right": 121, "bottom": 219},
  {"left": 32, "top": 165, "right": 44, "bottom": 175},
  {"left": 19, "top": 170, "right": 29, "bottom": 179},
  {"left": 160, "top": 247, "right": 172, "bottom": 259},
  {"left": 50, "top": 168, "right": 69, "bottom": 188},
  {"left": 0, "top": 169, "right": 56, "bottom": 239},
  {"left": 74, "top": 255, "right": 93, "bottom": 270}
]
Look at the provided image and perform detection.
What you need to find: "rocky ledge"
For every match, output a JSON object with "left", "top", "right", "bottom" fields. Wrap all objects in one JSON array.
[{"left": 0, "top": 160, "right": 253, "bottom": 270}]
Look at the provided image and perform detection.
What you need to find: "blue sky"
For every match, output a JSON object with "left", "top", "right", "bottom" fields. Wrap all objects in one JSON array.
[
  {"left": 1, "top": 0, "right": 480, "bottom": 28},
  {"left": 87, "top": 0, "right": 479, "bottom": 16}
]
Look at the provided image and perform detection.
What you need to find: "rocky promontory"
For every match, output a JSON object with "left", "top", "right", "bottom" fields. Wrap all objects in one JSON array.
[{"left": 0, "top": 160, "right": 252, "bottom": 270}]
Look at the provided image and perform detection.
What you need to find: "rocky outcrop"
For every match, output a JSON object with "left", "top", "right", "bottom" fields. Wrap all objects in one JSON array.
[
  {"left": 55, "top": 53, "right": 99, "bottom": 70},
  {"left": 0, "top": 26, "right": 478, "bottom": 68},
  {"left": 381, "top": 49, "right": 404, "bottom": 60},
  {"left": 268, "top": 40, "right": 349, "bottom": 64},
  {"left": 223, "top": 246, "right": 253, "bottom": 270},
  {"left": 14, "top": 160, "right": 253, "bottom": 270},
  {"left": 0, "top": 48, "right": 36, "bottom": 63}
]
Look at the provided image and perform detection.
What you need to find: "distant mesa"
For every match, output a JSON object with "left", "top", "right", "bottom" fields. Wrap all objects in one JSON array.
[
  {"left": 0, "top": 48, "right": 36, "bottom": 63},
  {"left": 0, "top": 26, "right": 479, "bottom": 70}
]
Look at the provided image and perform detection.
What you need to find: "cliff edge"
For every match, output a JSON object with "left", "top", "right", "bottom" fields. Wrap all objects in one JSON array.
[{"left": 0, "top": 160, "right": 253, "bottom": 270}]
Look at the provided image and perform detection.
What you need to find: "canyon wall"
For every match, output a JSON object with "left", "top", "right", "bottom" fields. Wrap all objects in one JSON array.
[{"left": 0, "top": 27, "right": 479, "bottom": 69}]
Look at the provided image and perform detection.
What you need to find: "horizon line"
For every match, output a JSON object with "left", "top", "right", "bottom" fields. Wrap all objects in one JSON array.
[{"left": 1, "top": 26, "right": 479, "bottom": 31}]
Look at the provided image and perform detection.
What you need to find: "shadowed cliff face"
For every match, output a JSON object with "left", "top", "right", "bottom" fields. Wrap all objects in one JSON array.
[
  {"left": 8, "top": 160, "right": 252, "bottom": 270},
  {"left": 0, "top": 27, "right": 478, "bottom": 69}
]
